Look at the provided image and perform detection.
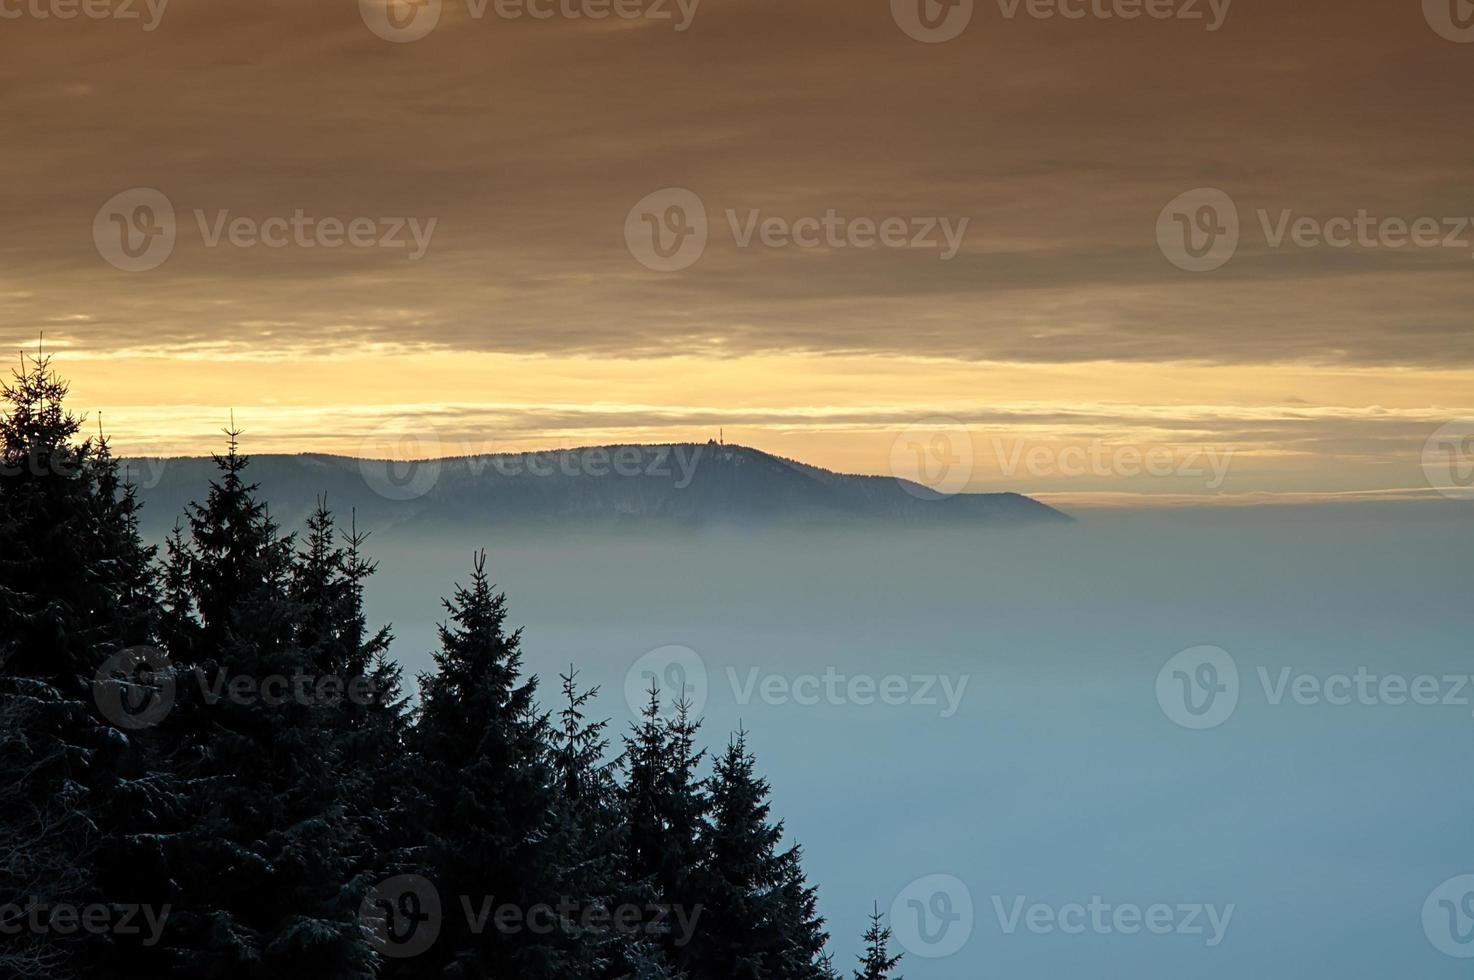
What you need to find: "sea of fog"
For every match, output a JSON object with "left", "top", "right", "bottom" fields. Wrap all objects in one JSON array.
[{"left": 330, "top": 503, "right": 1472, "bottom": 979}]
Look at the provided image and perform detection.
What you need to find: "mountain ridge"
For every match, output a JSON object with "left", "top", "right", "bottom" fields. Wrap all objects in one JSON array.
[{"left": 124, "top": 441, "right": 1072, "bottom": 536}]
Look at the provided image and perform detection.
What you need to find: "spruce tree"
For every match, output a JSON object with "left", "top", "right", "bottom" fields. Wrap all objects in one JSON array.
[
  {"left": 156, "top": 521, "right": 198, "bottom": 662},
  {"left": 619, "top": 687, "right": 710, "bottom": 977},
  {"left": 853, "top": 905, "right": 901, "bottom": 980},
  {"left": 696, "top": 730, "right": 831, "bottom": 980},
  {"left": 154, "top": 430, "right": 374, "bottom": 979},
  {"left": 547, "top": 666, "right": 626, "bottom": 979},
  {"left": 290, "top": 497, "right": 349, "bottom": 677},
  {"left": 339, "top": 512, "right": 401, "bottom": 726},
  {"left": 0, "top": 351, "right": 161, "bottom": 977},
  {"left": 334, "top": 511, "right": 411, "bottom": 877},
  {"left": 289, "top": 500, "right": 412, "bottom": 949},
  {"left": 406, "top": 552, "right": 570, "bottom": 979},
  {"left": 88, "top": 430, "right": 160, "bottom": 650},
  {"left": 0, "top": 352, "right": 155, "bottom": 679},
  {"left": 769, "top": 846, "right": 830, "bottom": 980}
]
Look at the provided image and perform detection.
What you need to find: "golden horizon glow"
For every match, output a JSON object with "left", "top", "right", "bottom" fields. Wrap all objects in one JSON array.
[{"left": 36, "top": 348, "right": 1473, "bottom": 507}]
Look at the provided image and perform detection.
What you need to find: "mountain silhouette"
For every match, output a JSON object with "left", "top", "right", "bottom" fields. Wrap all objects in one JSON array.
[{"left": 125, "top": 442, "right": 1070, "bottom": 536}]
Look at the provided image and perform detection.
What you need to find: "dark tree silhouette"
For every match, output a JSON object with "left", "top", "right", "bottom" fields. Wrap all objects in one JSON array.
[
  {"left": 405, "top": 552, "right": 575, "bottom": 979},
  {"left": 0, "top": 355, "right": 850, "bottom": 980},
  {"left": 155, "top": 431, "right": 375, "bottom": 979},
  {"left": 0, "top": 351, "right": 160, "bottom": 978},
  {"left": 697, "top": 729, "right": 831, "bottom": 980},
  {"left": 854, "top": 905, "right": 902, "bottom": 980}
]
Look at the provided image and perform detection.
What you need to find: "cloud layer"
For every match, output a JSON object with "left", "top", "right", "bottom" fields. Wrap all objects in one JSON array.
[{"left": 3, "top": 0, "right": 1471, "bottom": 366}]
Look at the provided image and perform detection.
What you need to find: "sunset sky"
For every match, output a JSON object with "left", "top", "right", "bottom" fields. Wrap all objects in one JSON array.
[{"left": 3, "top": 0, "right": 1470, "bottom": 504}]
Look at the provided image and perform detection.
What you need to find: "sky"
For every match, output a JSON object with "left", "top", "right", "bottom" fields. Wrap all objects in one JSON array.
[{"left": 2, "top": 0, "right": 1471, "bottom": 504}]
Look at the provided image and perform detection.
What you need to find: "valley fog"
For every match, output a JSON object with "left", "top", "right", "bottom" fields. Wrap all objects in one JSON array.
[{"left": 290, "top": 501, "right": 1474, "bottom": 980}]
